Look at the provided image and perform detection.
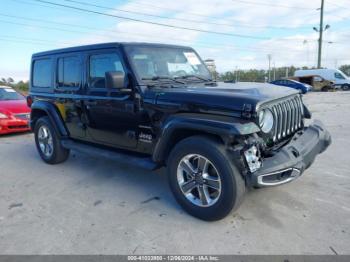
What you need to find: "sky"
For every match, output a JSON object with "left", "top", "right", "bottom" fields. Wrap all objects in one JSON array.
[{"left": 0, "top": 0, "right": 349, "bottom": 81}]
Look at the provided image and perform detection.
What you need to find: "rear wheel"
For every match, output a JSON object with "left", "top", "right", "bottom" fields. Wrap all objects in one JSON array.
[
  {"left": 34, "top": 116, "right": 70, "bottom": 164},
  {"left": 167, "top": 136, "right": 245, "bottom": 221},
  {"left": 342, "top": 84, "right": 350, "bottom": 91}
]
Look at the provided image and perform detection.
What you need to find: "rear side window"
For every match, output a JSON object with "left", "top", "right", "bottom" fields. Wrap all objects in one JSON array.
[
  {"left": 89, "top": 53, "right": 125, "bottom": 88},
  {"left": 32, "top": 59, "right": 52, "bottom": 88},
  {"left": 57, "top": 56, "right": 80, "bottom": 88}
]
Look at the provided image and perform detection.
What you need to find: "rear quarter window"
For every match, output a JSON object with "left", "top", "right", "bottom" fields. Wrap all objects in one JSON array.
[{"left": 32, "top": 59, "right": 52, "bottom": 88}]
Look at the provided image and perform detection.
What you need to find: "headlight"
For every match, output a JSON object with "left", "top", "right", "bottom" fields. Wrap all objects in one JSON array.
[
  {"left": 258, "top": 109, "right": 274, "bottom": 133},
  {"left": 0, "top": 112, "right": 9, "bottom": 119}
]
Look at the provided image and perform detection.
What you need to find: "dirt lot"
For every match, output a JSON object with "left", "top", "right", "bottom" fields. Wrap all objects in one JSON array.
[{"left": 0, "top": 92, "right": 349, "bottom": 255}]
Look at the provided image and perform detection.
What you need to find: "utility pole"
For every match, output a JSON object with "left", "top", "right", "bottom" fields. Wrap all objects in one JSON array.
[
  {"left": 317, "top": 0, "right": 324, "bottom": 68},
  {"left": 267, "top": 54, "right": 272, "bottom": 82},
  {"left": 313, "top": 0, "right": 330, "bottom": 68},
  {"left": 285, "top": 67, "right": 289, "bottom": 78},
  {"left": 273, "top": 62, "right": 276, "bottom": 81},
  {"left": 235, "top": 66, "right": 238, "bottom": 82},
  {"left": 303, "top": 39, "right": 310, "bottom": 67}
]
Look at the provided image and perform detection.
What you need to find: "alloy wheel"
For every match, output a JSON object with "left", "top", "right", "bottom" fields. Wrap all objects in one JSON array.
[
  {"left": 177, "top": 154, "right": 222, "bottom": 207},
  {"left": 37, "top": 125, "right": 54, "bottom": 158}
]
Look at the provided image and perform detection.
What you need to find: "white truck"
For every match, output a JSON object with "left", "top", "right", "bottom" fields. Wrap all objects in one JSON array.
[{"left": 295, "top": 68, "right": 350, "bottom": 90}]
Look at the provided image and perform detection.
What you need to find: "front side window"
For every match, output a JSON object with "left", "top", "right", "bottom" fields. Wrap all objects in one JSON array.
[
  {"left": 33, "top": 59, "right": 52, "bottom": 88},
  {"left": 125, "top": 46, "right": 211, "bottom": 82},
  {"left": 57, "top": 56, "right": 80, "bottom": 88},
  {"left": 335, "top": 72, "right": 345, "bottom": 80},
  {"left": 89, "top": 53, "right": 125, "bottom": 88}
]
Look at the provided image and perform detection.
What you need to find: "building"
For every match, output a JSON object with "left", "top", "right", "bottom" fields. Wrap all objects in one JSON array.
[{"left": 204, "top": 59, "right": 217, "bottom": 80}]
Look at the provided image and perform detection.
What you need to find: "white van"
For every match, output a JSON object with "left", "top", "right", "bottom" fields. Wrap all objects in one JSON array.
[{"left": 294, "top": 68, "right": 350, "bottom": 90}]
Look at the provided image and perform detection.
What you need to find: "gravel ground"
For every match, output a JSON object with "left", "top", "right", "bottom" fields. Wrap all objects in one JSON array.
[{"left": 0, "top": 92, "right": 349, "bottom": 255}]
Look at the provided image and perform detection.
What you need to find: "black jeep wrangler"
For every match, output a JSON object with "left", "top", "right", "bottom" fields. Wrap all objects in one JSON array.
[{"left": 28, "top": 43, "right": 331, "bottom": 221}]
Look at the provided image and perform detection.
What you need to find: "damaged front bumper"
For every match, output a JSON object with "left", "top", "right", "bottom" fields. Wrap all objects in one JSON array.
[{"left": 249, "top": 120, "right": 331, "bottom": 187}]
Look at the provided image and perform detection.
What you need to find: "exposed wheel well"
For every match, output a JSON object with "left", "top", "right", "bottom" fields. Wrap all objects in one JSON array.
[
  {"left": 30, "top": 109, "right": 48, "bottom": 130},
  {"left": 161, "top": 129, "right": 225, "bottom": 164}
]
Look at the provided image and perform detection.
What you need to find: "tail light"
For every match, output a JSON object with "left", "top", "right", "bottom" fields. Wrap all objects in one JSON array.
[{"left": 26, "top": 96, "right": 33, "bottom": 107}]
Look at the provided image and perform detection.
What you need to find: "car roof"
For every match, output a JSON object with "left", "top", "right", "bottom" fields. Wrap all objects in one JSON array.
[
  {"left": 296, "top": 68, "right": 336, "bottom": 72},
  {"left": 272, "top": 79, "right": 293, "bottom": 82},
  {"left": 32, "top": 42, "right": 193, "bottom": 57},
  {"left": 0, "top": 85, "right": 13, "bottom": 89},
  {"left": 287, "top": 79, "right": 301, "bottom": 84}
]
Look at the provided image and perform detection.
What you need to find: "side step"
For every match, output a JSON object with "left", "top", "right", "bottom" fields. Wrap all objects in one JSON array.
[{"left": 61, "top": 139, "right": 159, "bottom": 170}]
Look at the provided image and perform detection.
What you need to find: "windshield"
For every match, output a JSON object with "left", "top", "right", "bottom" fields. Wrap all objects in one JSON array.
[
  {"left": 125, "top": 45, "right": 212, "bottom": 83},
  {"left": 335, "top": 72, "right": 346, "bottom": 80},
  {"left": 0, "top": 88, "right": 24, "bottom": 101}
]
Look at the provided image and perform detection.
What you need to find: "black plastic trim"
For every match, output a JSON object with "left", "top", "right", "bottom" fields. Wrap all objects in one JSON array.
[
  {"left": 250, "top": 120, "right": 331, "bottom": 187},
  {"left": 30, "top": 100, "right": 68, "bottom": 137}
]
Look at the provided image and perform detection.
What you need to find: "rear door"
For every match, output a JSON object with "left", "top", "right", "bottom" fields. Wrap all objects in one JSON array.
[
  {"left": 82, "top": 48, "right": 138, "bottom": 149},
  {"left": 54, "top": 53, "right": 86, "bottom": 139}
]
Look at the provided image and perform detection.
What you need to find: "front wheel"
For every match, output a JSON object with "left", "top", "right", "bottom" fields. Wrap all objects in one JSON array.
[
  {"left": 34, "top": 116, "right": 70, "bottom": 164},
  {"left": 321, "top": 86, "right": 330, "bottom": 92},
  {"left": 167, "top": 136, "right": 245, "bottom": 221}
]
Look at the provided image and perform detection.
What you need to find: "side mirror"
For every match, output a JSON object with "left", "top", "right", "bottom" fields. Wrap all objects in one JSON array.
[{"left": 105, "top": 71, "right": 126, "bottom": 89}]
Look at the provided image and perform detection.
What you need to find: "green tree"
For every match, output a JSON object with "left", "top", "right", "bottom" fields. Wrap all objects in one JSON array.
[
  {"left": 7, "top": 77, "right": 14, "bottom": 84},
  {"left": 14, "top": 81, "right": 29, "bottom": 95},
  {"left": 339, "top": 65, "right": 350, "bottom": 76}
]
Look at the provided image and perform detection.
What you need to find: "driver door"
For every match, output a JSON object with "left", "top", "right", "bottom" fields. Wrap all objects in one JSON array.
[{"left": 82, "top": 49, "right": 138, "bottom": 149}]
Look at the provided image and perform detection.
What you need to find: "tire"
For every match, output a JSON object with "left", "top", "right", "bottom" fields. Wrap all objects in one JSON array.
[
  {"left": 167, "top": 136, "right": 245, "bottom": 221},
  {"left": 321, "top": 86, "right": 330, "bottom": 92},
  {"left": 342, "top": 84, "right": 350, "bottom": 91},
  {"left": 34, "top": 116, "right": 70, "bottom": 164}
]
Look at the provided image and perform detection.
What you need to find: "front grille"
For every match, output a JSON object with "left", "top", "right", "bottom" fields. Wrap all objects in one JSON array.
[
  {"left": 270, "top": 95, "right": 304, "bottom": 142},
  {"left": 14, "top": 113, "right": 30, "bottom": 120}
]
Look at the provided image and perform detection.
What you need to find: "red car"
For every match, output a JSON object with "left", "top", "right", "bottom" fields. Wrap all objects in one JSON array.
[{"left": 0, "top": 86, "right": 31, "bottom": 135}]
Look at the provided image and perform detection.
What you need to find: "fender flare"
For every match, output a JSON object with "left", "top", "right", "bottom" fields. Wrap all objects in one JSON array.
[
  {"left": 30, "top": 100, "right": 69, "bottom": 137},
  {"left": 152, "top": 114, "right": 260, "bottom": 163}
]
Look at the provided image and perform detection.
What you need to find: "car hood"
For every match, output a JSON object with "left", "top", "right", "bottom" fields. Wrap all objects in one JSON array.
[
  {"left": 0, "top": 99, "right": 31, "bottom": 114},
  {"left": 144, "top": 82, "right": 299, "bottom": 114}
]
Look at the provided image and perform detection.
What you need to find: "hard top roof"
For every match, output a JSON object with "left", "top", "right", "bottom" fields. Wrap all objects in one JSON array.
[{"left": 32, "top": 42, "right": 193, "bottom": 57}]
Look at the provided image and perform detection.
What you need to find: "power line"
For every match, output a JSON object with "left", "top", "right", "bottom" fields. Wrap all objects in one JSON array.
[
  {"left": 0, "top": 37, "right": 51, "bottom": 46},
  {"left": 0, "top": 19, "right": 99, "bottom": 35},
  {"left": 61, "top": 0, "right": 309, "bottom": 30},
  {"left": 325, "top": 0, "right": 350, "bottom": 11},
  {"left": 0, "top": 34, "right": 74, "bottom": 45},
  {"left": 0, "top": 26, "right": 308, "bottom": 55},
  {"left": 132, "top": 0, "right": 316, "bottom": 20},
  {"left": 30, "top": 0, "right": 270, "bottom": 40},
  {"left": 0, "top": 11, "right": 323, "bottom": 54},
  {"left": 0, "top": 36, "right": 348, "bottom": 67},
  {"left": 231, "top": 0, "right": 317, "bottom": 10},
  {"left": 0, "top": 15, "right": 272, "bottom": 52},
  {"left": 0, "top": 12, "right": 100, "bottom": 31}
]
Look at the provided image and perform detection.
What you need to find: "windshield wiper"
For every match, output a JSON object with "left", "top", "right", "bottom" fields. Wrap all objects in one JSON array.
[
  {"left": 174, "top": 75, "right": 217, "bottom": 86},
  {"left": 175, "top": 75, "right": 212, "bottom": 82},
  {"left": 141, "top": 76, "right": 185, "bottom": 85}
]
